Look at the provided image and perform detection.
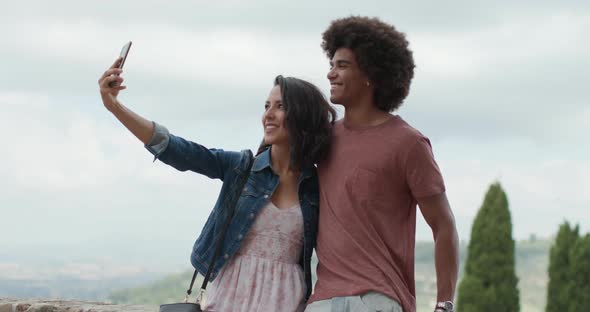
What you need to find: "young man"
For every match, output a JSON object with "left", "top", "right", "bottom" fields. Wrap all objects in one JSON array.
[{"left": 306, "top": 16, "right": 459, "bottom": 312}]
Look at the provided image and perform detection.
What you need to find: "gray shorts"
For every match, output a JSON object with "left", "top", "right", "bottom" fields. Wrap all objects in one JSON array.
[{"left": 305, "top": 292, "right": 403, "bottom": 312}]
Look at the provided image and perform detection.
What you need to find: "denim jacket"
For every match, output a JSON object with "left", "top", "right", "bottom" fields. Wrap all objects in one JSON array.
[{"left": 145, "top": 123, "right": 319, "bottom": 300}]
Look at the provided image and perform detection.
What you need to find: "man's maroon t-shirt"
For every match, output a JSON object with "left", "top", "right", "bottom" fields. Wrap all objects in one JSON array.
[{"left": 309, "top": 115, "right": 446, "bottom": 312}]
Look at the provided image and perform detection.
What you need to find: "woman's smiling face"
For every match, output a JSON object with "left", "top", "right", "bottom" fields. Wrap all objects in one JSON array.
[{"left": 262, "top": 85, "right": 289, "bottom": 146}]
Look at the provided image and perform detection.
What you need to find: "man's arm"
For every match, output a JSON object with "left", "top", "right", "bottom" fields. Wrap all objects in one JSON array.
[{"left": 417, "top": 192, "right": 460, "bottom": 306}]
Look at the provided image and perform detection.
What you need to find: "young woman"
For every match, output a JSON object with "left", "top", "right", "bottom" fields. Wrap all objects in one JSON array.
[{"left": 98, "top": 58, "right": 336, "bottom": 312}]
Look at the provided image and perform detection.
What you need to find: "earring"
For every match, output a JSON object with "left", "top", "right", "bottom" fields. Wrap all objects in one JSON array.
[{"left": 366, "top": 81, "right": 371, "bottom": 87}]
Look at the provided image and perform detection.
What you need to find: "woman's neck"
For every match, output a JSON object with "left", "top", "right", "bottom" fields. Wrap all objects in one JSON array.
[{"left": 270, "top": 144, "right": 298, "bottom": 177}]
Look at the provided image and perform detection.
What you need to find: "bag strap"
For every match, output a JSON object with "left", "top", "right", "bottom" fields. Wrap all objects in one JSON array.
[{"left": 185, "top": 150, "right": 254, "bottom": 303}]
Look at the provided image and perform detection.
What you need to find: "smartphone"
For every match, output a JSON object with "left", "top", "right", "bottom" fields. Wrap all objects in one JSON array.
[{"left": 109, "top": 41, "right": 132, "bottom": 87}]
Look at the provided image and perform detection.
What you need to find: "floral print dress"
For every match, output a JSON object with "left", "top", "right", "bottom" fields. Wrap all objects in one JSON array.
[{"left": 202, "top": 201, "right": 306, "bottom": 312}]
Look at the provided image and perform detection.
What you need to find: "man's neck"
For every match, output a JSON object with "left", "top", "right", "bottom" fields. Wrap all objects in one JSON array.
[{"left": 343, "top": 101, "right": 391, "bottom": 128}]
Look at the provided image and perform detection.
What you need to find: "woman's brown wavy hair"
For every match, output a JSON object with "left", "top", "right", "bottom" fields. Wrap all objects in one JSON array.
[{"left": 257, "top": 75, "right": 337, "bottom": 169}]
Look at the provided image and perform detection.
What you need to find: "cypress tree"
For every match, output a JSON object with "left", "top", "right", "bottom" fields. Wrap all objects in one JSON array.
[
  {"left": 457, "top": 182, "right": 520, "bottom": 312},
  {"left": 568, "top": 234, "right": 590, "bottom": 312},
  {"left": 545, "top": 221, "right": 579, "bottom": 312}
]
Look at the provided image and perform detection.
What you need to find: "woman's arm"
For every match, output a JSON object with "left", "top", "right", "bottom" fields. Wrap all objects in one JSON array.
[
  {"left": 97, "top": 58, "right": 242, "bottom": 181},
  {"left": 156, "top": 133, "right": 243, "bottom": 180},
  {"left": 98, "top": 57, "right": 154, "bottom": 144}
]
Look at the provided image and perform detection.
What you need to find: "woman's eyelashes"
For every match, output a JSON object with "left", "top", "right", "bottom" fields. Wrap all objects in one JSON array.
[{"left": 264, "top": 103, "right": 284, "bottom": 111}]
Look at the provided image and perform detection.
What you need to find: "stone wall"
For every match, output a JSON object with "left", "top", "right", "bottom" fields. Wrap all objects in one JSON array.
[{"left": 0, "top": 299, "right": 157, "bottom": 312}]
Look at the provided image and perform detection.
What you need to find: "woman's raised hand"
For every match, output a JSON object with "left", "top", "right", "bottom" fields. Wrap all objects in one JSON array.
[{"left": 98, "top": 57, "right": 127, "bottom": 111}]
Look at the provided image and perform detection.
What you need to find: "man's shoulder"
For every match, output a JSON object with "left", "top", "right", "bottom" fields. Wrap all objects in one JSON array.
[
  {"left": 390, "top": 115, "right": 425, "bottom": 136},
  {"left": 376, "top": 115, "right": 429, "bottom": 147}
]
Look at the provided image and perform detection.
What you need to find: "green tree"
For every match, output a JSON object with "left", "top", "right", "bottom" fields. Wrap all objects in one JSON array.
[
  {"left": 456, "top": 182, "right": 520, "bottom": 312},
  {"left": 568, "top": 234, "right": 590, "bottom": 312},
  {"left": 545, "top": 221, "right": 579, "bottom": 312}
]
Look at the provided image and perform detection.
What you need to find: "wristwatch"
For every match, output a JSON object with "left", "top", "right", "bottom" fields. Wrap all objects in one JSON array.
[{"left": 434, "top": 301, "right": 454, "bottom": 312}]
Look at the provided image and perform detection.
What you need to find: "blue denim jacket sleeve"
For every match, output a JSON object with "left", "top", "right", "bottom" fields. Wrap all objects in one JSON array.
[{"left": 144, "top": 121, "right": 241, "bottom": 181}]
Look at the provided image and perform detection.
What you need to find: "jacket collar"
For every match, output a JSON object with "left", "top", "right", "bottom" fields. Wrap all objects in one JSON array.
[
  {"left": 252, "top": 147, "right": 315, "bottom": 181},
  {"left": 252, "top": 147, "right": 272, "bottom": 172}
]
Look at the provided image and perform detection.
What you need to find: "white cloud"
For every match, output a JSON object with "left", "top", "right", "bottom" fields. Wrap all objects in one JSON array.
[
  {"left": 412, "top": 11, "right": 590, "bottom": 79},
  {"left": 1, "top": 92, "right": 131, "bottom": 190},
  {"left": 0, "top": 91, "right": 226, "bottom": 192},
  {"left": 7, "top": 20, "right": 326, "bottom": 90},
  {"left": 402, "top": 10, "right": 590, "bottom": 146}
]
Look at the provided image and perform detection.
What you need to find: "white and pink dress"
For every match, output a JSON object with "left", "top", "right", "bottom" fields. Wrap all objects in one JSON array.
[{"left": 202, "top": 201, "right": 306, "bottom": 312}]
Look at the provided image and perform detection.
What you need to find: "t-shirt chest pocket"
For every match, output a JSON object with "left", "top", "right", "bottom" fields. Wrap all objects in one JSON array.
[{"left": 345, "top": 167, "right": 389, "bottom": 203}]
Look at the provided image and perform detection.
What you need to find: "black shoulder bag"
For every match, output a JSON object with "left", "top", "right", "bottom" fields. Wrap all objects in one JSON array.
[{"left": 160, "top": 152, "right": 254, "bottom": 312}]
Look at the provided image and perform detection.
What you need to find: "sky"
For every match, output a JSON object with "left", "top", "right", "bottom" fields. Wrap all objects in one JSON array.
[{"left": 1, "top": 0, "right": 589, "bottom": 273}]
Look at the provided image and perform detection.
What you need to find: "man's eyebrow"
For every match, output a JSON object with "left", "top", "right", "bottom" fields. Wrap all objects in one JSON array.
[{"left": 336, "top": 60, "right": 352, "bottom": 65}]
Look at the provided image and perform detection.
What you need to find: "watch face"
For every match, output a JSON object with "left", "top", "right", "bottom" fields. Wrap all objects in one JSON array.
[{"left": 437, "top": 301, "right": 454, "bottom": 311}]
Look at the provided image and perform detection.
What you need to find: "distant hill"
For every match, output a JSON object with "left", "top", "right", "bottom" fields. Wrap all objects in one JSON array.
[{"left": 109, "top": 238, "right": 550, "bottom": 312}]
